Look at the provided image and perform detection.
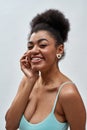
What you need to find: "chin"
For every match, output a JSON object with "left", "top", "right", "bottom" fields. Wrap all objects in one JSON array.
[
  {"left": 32, "top": 65, "right": 41, "bottom": 71},
  {"left": 32, "top": 65, "right": 45, "bottom": 72}
]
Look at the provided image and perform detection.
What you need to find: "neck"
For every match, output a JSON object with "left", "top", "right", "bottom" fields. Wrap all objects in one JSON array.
[{"left": 39, "top": 66, "right": 61, "bottom": 86}]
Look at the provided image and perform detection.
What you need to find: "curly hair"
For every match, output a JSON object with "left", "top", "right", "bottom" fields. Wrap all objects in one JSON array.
[{"left": 29, "top": 9, "right": 70, "bottom": 45}]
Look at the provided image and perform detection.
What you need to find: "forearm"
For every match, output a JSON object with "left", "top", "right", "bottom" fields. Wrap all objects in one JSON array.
[{"left": 5, "top": 78, "right": 36, "bottom": 130}]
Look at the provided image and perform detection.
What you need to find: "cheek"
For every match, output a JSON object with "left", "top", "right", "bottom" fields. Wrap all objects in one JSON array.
[{"left": 42, "top": 49, "right": 56, "bottom": 61}]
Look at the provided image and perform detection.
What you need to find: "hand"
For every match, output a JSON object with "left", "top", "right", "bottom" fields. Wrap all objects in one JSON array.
[{"left": 20, "top": 52, "right": 39, "bottom": 80}]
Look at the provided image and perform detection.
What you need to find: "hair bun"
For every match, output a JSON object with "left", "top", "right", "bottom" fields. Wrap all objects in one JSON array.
[{"left": 30, "top": 9, "right": 70, "bottom": 42}]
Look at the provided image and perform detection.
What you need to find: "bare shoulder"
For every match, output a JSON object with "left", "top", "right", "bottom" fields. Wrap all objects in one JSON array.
[
  {"left": 59, "top": 82, "right": 85, "bottom": 110},
  {"left": 59, "top": 83, "right": 81, "bottom": 100},
  {"left": 59, "top": 82, "right": 86, "bottom": 130}
]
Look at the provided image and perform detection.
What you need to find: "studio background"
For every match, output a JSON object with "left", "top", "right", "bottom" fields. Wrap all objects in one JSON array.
[{"left": 0, "top": 0, "right": 87, "bottom": 129}]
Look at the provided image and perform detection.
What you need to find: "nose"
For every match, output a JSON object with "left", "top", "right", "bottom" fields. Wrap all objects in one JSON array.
[{"left": 28, "top": 45, "right": 40, "bottom": 55}]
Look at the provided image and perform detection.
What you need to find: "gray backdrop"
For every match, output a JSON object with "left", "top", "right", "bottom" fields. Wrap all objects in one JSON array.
[{"left": 0, "top": 0, "right": 87, "bottom": 129}]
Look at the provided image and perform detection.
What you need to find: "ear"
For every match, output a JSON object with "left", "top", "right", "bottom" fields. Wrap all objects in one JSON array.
[{"left": 56, "top": 44, "right": 64, "bottom": 54}]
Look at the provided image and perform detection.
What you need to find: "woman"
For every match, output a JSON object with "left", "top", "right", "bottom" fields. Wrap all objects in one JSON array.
[{"left": 5, "top": 9, "right": 86, "bottom": 130}]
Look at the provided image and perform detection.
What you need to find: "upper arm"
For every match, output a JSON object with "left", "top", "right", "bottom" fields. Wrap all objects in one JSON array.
[
  {"left": 60, "top": 84, "right": 86, "bottom": 130},
  {"left": 5, "top": 76, "right": 26, "bottom": 118},
  {"left": 16, "top": 76, "right": 27, "bottom": 93},
  {"left": 5, "top": 76, "right": 28, "bottom": 129}
]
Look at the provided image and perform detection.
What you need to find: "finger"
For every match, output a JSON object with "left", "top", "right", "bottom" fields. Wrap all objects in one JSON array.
[
  {"left": 20, "top": 55, "right": 27, "bottom": 60},
  {"left": 24, "top": 51, "right": 31, "bottom": 57},
  {"left": 20, "top": 51, "right": 31, "bottom": 61},
  {"left": 20, "top": 58, "right": 31, "bottom": 68},
  {"left": 26, "top": 51, "right": 31, "bottom": 62},
  {"left": 20, "top": 57, "right": 30, "bottom": 65}
]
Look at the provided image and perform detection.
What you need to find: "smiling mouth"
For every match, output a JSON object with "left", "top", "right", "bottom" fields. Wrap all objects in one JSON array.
[{"left": 31, "top": 57, "right": 43, "bottom": 63}]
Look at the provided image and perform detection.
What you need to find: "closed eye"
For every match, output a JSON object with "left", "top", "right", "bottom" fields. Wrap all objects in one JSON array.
[
  {"left": 39, "top": 44, "right": 47, "bottom": 48},
  {"left": 27, "top": 45, "right": 33, "bottom": 50}
]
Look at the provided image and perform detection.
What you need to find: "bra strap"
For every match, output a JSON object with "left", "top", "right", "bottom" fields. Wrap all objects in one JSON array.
[{"left": 52, "top": 81, "right": 74, "bottom": 112}]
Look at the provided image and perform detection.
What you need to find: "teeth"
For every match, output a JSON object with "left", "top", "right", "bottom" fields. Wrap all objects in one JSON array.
[{"left": 32, "top": 58, "right": 41, "bottom": 60}]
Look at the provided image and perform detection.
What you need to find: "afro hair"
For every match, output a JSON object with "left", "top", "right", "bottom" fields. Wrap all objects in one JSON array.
[{"left": 30, "top": 9, "right": 70, "bottom": 43}]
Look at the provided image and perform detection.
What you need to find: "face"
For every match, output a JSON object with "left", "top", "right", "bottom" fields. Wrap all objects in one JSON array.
[{"left": 27, "top": 30, "right": 62, "bottom": 72}]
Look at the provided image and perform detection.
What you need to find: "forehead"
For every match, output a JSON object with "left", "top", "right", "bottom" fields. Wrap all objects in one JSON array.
[{"left": 29, "top": 31, "right": 55, "bottom": 42}]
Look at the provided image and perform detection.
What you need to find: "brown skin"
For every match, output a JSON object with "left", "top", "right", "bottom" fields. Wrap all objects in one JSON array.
[{"left": 5, "top": 30, "right": 86, "bottom": 130}]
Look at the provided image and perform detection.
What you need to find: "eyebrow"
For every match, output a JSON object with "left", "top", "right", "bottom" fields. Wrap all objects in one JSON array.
[{"left": 28, "top": 38, "right": 49, "bottom": 45}]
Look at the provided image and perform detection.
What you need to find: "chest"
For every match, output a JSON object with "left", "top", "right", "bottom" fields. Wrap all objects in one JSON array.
[{"left": 24, "top": 86, "right": 65, "bottom": 124}]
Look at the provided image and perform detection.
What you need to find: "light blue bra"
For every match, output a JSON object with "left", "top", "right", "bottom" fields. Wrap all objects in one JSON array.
[{"left": 19, "top": 81, "right": 73, "bottom": 130}]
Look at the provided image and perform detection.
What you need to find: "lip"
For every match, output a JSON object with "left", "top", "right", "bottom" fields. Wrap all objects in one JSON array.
[{"left": 31, "top": 56, "right": 44, "bottom": 63}]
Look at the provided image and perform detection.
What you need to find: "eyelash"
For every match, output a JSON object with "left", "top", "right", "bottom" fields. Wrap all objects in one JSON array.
[
  {"left": 27, "top": 46, "right": 33, "bottom": 50},
  {"left": 27, "top": 44, "right": 47, "bottom": 50},
  {"left": 39, "top": 44, "right": 47, "bottom": 48}
]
